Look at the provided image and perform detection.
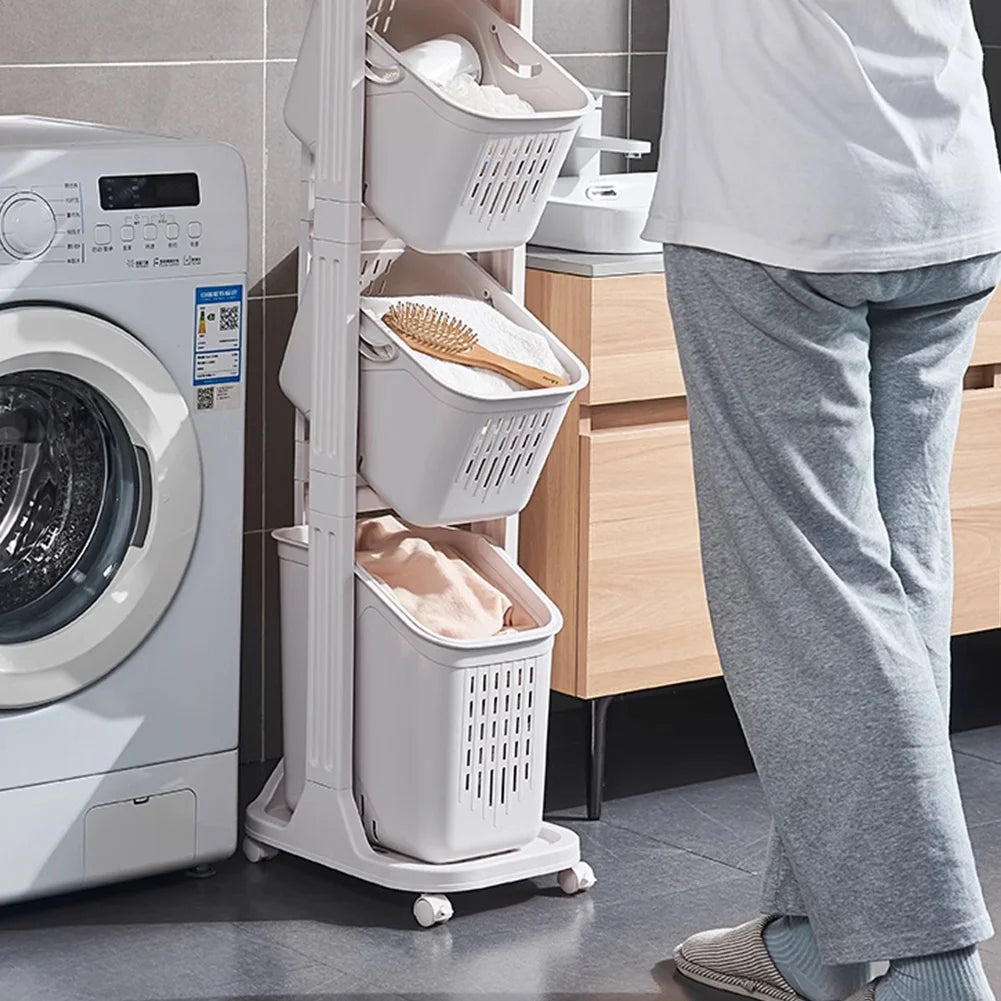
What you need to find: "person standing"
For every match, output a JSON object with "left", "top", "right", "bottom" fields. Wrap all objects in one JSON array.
[{"left": 643, "top": 2, "right": 1001, "bottom": 1000}]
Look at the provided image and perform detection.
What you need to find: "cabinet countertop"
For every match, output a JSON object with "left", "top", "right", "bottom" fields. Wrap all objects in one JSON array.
[{"left": 526, "top": 246, "right": 664, "bottom": 278}]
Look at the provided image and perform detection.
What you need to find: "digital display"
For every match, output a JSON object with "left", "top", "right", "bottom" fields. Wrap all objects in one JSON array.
[{"left": 99, "top": 173, "right": 200, "bottom": 211}]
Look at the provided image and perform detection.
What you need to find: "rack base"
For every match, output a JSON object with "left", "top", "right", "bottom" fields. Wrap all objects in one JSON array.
[{"left": 243, "top": 760, "right": 594, "bottom": 924}]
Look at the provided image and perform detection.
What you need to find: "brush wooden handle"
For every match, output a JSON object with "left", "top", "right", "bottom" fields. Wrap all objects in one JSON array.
[{"left": 462, "top": 344, "right": 568, "bottom": 390}]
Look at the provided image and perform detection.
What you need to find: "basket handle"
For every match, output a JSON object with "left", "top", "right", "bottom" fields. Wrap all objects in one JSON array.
[
  {"left": 359, "top": 339, "right": 397, "bottom": 362},
  {"left": 365, "top": 60, "right": 404, "bottom": 85},
  {"left": 489, "top": 23, "right": 543, "bottom": 79}
]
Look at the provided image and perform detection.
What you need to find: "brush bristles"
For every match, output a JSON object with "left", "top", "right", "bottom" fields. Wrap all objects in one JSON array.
[{"left": 382, "top": 303, "right": 478, "bottom": 355}]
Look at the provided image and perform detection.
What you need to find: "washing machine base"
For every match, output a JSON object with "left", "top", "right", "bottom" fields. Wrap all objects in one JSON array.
[{"left": 0, "top": 749, "right": 237, "bottom": 905}]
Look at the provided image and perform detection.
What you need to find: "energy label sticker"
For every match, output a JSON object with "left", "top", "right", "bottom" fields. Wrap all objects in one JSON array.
[{"left": 193, "top": 284, "right": 243, "bottom": 411}]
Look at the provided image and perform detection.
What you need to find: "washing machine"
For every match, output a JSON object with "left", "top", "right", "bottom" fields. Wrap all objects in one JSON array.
[{"left": 0, "top": 117, "right": 247, "bottom": 904}]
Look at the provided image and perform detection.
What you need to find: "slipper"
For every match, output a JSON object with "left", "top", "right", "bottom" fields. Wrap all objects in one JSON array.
[{"left": 673, "top": 915, "right": 812, "bottom": 1001}]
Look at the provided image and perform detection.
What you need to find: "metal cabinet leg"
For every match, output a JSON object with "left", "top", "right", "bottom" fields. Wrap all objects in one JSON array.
[{"left": 585, "top": 696, "right": 613, "bottom": 821}]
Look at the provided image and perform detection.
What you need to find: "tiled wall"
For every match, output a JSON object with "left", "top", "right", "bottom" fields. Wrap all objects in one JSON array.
[
  {"left": 535, "top": 0, "right": 669, "bottom": 173},
  {"left": 0, "top": 0, "right": 312, "bottom": 762}
]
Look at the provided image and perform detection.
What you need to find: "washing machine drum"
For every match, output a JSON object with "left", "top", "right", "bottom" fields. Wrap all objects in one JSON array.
[
  {"left": 0, "top": 306, "right": 202, "bottom": 709},
  {"left": 0, "top": 372, "right": 143, "bottom": 643}
]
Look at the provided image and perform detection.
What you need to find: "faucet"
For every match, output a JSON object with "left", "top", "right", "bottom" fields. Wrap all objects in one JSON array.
[{"left": 561, "top": 88, "right": 652, "bottom": 181}]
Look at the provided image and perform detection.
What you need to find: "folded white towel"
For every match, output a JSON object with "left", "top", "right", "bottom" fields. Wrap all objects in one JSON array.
[{"left": 361, "top": 294, "right": 570, "bottom": 397}]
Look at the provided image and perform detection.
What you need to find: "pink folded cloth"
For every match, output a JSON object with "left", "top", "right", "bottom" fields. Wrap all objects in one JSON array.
[{"left": 355, "top": 516, "right": 535, "bottom": 639}]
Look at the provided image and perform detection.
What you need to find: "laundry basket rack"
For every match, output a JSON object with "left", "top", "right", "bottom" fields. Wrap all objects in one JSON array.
[{"left": 244, "top": 0, "right": 595, "bottom": 928}]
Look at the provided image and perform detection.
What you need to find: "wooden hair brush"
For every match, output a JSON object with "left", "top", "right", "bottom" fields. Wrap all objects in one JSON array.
[{"left": 381, "top": 302, "right": 568, "bottom": 391}]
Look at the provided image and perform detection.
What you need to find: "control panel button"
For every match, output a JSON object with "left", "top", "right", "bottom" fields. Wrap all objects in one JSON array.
[
  {"left": 188, "top": 221, "right": 202, "bottom": 239},
  {"left": 94, "top": 224, "right": 112, "bottom": 245},
  {"left": 143, "top": 223, "right": 158, "bottom": 241},
  {"left": 165, "top": 222, "right": 180, "bottom": 240},
  {"left": 121, "top": 224, "right": 135, "bottom": 242},
  {"left": 0, "top": 193, "right": 57, "bottom": 260}
]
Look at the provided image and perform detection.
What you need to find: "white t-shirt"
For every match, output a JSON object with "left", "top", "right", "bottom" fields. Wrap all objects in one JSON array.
[{"left": 643, "top": 0, "right": 1001, "bottom": 272}]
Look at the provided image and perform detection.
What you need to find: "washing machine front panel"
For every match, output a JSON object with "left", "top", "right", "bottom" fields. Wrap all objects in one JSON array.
[
  {"left": 0, "top": 276, "right": 245, "bottom": 791},
  {"left": 0, "top": 120, "right": 245, "bottom": 792},
  {"left": 0, "top": 306, "right": 202, "bottom": 709}
]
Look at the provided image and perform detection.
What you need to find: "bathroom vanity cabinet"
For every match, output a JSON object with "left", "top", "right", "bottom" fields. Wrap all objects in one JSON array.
[{"left": 521, "top": 249, "right": 1001, "bottom": 816}]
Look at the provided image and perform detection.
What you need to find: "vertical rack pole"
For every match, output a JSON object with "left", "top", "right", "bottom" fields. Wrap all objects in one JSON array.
[
  {"left": 304, "top": 0, "right": 367, "bottom": 792},
  {"left": 473, "top": 0, "right": 529, "bottom": 559}
]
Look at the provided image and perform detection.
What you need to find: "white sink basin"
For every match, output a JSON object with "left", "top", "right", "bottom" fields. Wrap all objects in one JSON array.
[{"left": 533, "top": 172, "right": 660, "bottom": 255}]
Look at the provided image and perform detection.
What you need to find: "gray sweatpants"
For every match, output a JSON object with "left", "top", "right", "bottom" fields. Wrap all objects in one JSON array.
[{"left": 663, "top": 245, "right": 1001, "bottom": 965}]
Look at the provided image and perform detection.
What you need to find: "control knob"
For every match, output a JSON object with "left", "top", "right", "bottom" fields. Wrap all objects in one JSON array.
[{"left": 0, "top": 193, "right": 57, "bottom": 259}]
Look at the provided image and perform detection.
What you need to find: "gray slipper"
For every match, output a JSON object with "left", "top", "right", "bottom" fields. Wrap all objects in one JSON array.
[{"left": 673, "top": 915, "right": 811, "bottom": 1001}]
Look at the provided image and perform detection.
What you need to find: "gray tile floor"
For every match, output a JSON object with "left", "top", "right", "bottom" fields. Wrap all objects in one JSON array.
[{"left": 3, "top": 726, "right": 1001, "bottom": 1001}]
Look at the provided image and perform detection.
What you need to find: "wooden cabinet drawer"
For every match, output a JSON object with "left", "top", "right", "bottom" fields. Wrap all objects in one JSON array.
[
  {"left": 579, "top": 420, "right": 719, "bottom": 697},
  {"left": 524, "top": 270, "right": 684, "bottom": 410},
  {"left": 589, "top": 274, "right": 685, "bottom": 405},
  {"left": 952, "top": 387, "right": 1001, "bottom": 633}
]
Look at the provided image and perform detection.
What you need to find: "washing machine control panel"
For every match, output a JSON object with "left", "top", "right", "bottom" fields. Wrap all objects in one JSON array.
[
  {"left": 93, "top": 209, "right": 207, "bottom": 271},
  {"left": 0, "top": 139, "right": 247, "bottom": 286}
]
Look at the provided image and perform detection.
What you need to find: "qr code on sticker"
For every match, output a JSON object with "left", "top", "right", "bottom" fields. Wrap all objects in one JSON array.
[
  {"left": 197, "top": 387, "right": 215, "bottom": 411},
  {"left": 219, "top": 305, "right": 240, "bottom": 332}
]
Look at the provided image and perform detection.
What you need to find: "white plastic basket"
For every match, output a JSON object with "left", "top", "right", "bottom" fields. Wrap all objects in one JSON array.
[
  {"left": 274, "top": 523, "right": 561, "bottom": 864},
  {"left": 285, "top": 0, "right": 592, "bottom": 253},
  {"left": 280, "top": 249, "right": 588, "bottom": 527}
]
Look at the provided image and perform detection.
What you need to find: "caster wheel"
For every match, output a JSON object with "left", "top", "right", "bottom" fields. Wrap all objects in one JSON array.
[
  {"left": 558, "top": 861, "right": 596, "bottom": 895},
  {"left": 413, "top": 893, "right": 454, "bottom": 928},
  {"left": 243, "top": 837, "right": 278, "bottom": 864}
]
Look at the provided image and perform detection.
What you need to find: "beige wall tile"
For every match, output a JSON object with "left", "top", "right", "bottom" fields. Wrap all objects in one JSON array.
[
  {"left": 0, "top": 62, "right": 266, "bottom": 288},
  {"left": 266, "top": 0, "right": 313, "bottom": 59},
  {"left": 0, "top": 0, "right": 264, "bottom": 65},
  {"left": 264, "top": 60, "right": 299, "bottom": 295}
]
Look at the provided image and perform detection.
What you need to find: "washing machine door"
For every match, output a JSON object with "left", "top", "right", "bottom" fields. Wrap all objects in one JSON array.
[{"left": 0, "top": 306, "right": 201, "bottom": 708}]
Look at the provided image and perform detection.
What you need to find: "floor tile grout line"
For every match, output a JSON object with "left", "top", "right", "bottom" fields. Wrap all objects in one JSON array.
[
  {"left": 236, "top": 920, "right": 380, "bottom": 980},
  {"left": 954, "top": 748, "right": 1001, "bottom": 768},
  {"left": 591, "top": 816, "right": 764, "bottom": 877}
]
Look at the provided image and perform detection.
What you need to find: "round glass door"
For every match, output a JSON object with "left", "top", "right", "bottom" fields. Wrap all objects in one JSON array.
[
  {"left": 0, "top": 372, "right": 145, "bottom": 643},
  {"left": 0, "top": 305, "right": 202, "bottom": 710}
]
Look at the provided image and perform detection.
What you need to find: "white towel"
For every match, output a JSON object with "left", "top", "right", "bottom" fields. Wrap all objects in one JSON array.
[
  {"left": 361, "top": 294, "right": 570, "bottom": 397},
  {"left": 440, "top": 74, "right": 536, "bottom": 116}
]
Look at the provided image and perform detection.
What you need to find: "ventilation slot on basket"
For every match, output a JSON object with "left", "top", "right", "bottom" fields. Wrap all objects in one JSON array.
[
  {"left": 360, "top": 252, "right": 397, "bottom": 290},
  {"left": 463, "top": 134, "right": 562, "bottom": 229},
  {"left": 366, "top": 0, "right": 397, "bottom": 34},
  {"left": 456, "top": 410, "right": 555, "bottom": 500},
  {"left": 460, "top": 659, "right": 538, "bottom": 816}
]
